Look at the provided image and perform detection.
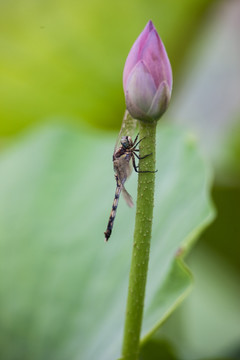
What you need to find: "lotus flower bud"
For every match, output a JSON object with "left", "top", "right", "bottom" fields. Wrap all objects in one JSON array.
[{"left": 123, "top": 20, "right": 172, "bottom": 122}]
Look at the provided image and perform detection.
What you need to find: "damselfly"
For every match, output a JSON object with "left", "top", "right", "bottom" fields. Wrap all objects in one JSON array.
[{"left": 104, "top": 111, "right": 155, "bottom": 241}]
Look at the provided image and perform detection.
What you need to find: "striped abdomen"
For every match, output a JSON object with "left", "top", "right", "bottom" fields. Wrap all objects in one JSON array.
[{"left": 104, "top": 177, "right": 122, "bottom": 242}]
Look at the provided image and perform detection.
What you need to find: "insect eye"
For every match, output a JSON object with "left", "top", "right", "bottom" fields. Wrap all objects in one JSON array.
[
  {"left": 121, "top": 137, "right": 129, "bottom": 148},
  {"left": 127, "top": 136, "right": 132, "bottom": 146}
]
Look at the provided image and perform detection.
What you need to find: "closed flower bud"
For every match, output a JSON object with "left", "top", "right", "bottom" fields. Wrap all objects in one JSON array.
[{"left": 123, "top": 20, "right": 172, "bottom": 122}]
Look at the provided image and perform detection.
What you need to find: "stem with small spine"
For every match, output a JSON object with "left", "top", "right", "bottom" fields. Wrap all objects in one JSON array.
[{"left": 121, "top": 119, "right": 157, "bottom": 360}]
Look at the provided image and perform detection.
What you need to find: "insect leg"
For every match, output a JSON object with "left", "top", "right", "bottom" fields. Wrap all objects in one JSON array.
[
  {"left": 132, "top": 154, "right": 157, "bottom": 173},
  {"left": 132, "top": 133, "right": 139, "bottom": 146},
  {"left": 104, "top": 176, "right": 122, "bottom": 242},
  {"left": 133, "top": 137, "right": 146, "bottom": 149},
  {"left": 133, "top": 151, "right": 152, "bottom": 160}
]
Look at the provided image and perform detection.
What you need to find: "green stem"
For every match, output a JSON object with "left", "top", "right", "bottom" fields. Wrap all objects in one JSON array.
[{"left": 121, "top": 120, "right": 157, "bottom": 360}]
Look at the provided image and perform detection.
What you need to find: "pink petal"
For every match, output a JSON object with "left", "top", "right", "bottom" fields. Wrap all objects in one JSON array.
[
  {"left": 125, "top": 60, "right": 156, "bottom": 120},
  {"left": 123, "top": 21, "right": 154, "bottom": 92},
  {"left": 147, "top": 81, "right": 171, "bottom": 119},
  {"left": 141, "top": 29, "right": 172, "bottom": 90}
]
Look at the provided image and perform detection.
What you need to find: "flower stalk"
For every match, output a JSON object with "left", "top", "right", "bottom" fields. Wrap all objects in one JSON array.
[
  {"left": 121, "top": 20, "right": 172, "bottom": 359},
  {"left": 121, "top": 120, "right": 157, "bottom": 360}
]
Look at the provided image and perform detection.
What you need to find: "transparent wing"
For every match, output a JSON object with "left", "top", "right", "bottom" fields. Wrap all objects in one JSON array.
[
  {"left": 122, "top": 186, "right": 134, "bottom": 208},
  {"left": 114, "top": 158, "right": 134, "bottom": 207},
  {"left": 113, "top": 110, "right": 137, "bottom": 207},
  {"left": 114, "top": 110, "right": 138, "bottom": 153}
]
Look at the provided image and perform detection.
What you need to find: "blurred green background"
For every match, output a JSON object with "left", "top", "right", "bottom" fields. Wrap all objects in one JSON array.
[
  {"left": 1, "top": 0, "right": 240, "bottom": 359},
  {"left": 0, "top": 0, "right": 215, "bottom": 135}
]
